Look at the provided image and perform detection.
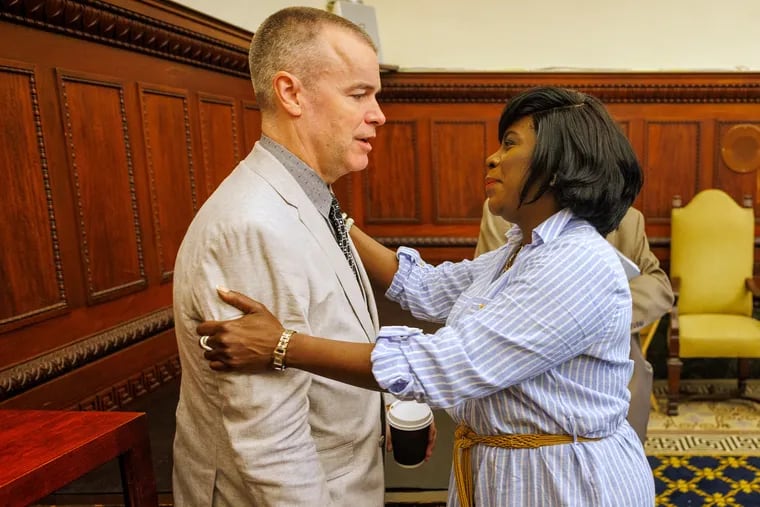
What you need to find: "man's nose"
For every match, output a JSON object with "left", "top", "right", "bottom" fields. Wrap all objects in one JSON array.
[{"left": 367, "top": 100, "right": 386, "bottom": 126}]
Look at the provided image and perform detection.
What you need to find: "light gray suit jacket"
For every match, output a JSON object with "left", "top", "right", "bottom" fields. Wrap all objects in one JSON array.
[{"left": 172, "top": 143, "right": 385, "bottom": 506}]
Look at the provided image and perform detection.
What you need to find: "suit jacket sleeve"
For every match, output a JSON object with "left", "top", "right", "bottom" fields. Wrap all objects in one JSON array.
[
  {"left": 192, "top": 222, "right": 330, "bottom": 506},
  {"left": 608, "top": 208, "right": 674, "bottom": 332}
]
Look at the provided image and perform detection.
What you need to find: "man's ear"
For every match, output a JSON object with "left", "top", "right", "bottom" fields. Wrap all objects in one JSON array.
[{"left": 272, "top": 71, "right": 302, "bottom": 117}]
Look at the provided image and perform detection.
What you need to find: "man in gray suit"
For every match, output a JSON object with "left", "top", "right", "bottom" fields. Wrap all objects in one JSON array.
[{"left": 172, "top": 7, "right": 388, "bottom": 506}]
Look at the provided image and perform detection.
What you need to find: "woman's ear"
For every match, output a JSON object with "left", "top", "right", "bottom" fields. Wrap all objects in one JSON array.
[{"left": 272, "top": 71, "right": 302, "bottom": 116}]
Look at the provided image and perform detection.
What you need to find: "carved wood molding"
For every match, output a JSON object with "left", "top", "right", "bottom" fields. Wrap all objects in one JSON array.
[
  {"left": 0, "top": 307, "right": 173, "bottom": 400},
  {"left": 376, "top": 236, "right": 478, "bottom": 247},
  {"left": 379, "top": 78, "right": 760, "bottom": 104},
  {"left": 0, "top": 0, "right": 250, "bottom": 77},
  {"left": 720, "top": 123, "right": 760, "bottom": 174},
  {"left": 77, "top": 354, "right": 180, "bottom": 410}
]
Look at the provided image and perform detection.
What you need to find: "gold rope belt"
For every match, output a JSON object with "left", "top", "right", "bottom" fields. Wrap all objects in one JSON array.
[{"left": 453, "top": 424, "right": 601, "bottom": 507}]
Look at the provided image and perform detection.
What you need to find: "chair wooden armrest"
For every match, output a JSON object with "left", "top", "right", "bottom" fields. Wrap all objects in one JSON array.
[
  {"left": 668, "top": 305, "right": 679, "bottom": 337},
  {"left": 671, "top": 277, "right": 680, "bottom": 302},
  {"left": 745, "top": 276, "right": 760, "bottom": 296}
]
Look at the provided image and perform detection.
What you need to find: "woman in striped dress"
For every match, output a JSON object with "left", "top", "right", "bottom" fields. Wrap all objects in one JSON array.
[{"left": 200, "top": 86, "right": 655, "bottom": 506}]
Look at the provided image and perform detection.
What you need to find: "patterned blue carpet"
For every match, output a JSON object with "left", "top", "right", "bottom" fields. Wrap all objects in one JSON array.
[{"left": 649, "top": 455, "right": 760, "bottom": 506}]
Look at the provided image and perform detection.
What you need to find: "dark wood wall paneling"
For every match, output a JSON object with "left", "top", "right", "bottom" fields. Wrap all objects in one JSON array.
[
  {"left": 332, "top": 74, "right": 760, "bottom": 264},
  {"left": 139, "top": 83, "right": 197, "bottom": 282},
  {"left": 3, "top": 0, "right": 760, "bottom": 410},
  {"left": 0, "top": 63, "right": 66, "bottom": 329},
  {"left": 0, "top": 0, "right": 255, "bottom": 409}
]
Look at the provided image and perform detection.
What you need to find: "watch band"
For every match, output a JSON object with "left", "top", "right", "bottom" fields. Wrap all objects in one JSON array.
[{"left": 272, "top": 329, "right": 296, "bottom": 371}]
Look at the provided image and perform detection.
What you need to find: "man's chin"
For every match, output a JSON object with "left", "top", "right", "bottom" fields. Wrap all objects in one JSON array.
[
  {"left": 331, "top": 165, "right": 368, "bottom": 183},
  {"left": 348, "top": 157, "right": 370, "bottom": 173}
]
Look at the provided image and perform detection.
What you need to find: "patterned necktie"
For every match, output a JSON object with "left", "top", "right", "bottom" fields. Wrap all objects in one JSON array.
[{"left": 328, "top": 195, "right": 359, "bottom": 280}]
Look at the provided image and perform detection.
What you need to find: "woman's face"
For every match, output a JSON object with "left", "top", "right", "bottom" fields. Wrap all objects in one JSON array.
[{"left": 484, "top": 115, "right": 536, "bottom": 223}]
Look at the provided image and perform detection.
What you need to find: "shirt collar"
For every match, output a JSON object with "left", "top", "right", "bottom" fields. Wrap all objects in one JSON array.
[
  {"left": 259, "top": 135, "right": 333, "bottom": 218},
  {"left": 505, "top": 208, "right": 577, "bottom": 248}
]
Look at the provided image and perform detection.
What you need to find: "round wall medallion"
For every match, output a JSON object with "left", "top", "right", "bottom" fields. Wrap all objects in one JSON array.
[{"left": 721, "top": 124, "right": 760, "bottom": 174}]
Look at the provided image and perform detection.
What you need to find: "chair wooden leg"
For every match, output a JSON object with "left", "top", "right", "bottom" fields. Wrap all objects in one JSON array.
[
  {"left": 667, "top": 357, "right": 682, "bottom": 416},
  {"left": 738, "top": 358, "right": 750, "bottom": 396}
]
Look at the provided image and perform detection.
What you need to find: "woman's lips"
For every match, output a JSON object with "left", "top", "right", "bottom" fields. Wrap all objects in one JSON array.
[{"left": 484, "top": 178, "right": 500, "bottom": 189}]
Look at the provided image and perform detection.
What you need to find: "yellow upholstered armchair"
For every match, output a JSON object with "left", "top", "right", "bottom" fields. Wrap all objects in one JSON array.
[{"left": 667, "top": 189, "right": 760, "bottom": 415}]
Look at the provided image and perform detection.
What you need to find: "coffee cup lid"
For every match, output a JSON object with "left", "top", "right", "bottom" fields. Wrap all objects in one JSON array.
[{"left": 387, "top": 400, "right": 433, "bottom": 431}]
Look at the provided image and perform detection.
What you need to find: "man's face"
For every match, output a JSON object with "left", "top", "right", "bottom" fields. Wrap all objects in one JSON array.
[{"left": 298, "top": 27, "right": 386, "bottom": 184}]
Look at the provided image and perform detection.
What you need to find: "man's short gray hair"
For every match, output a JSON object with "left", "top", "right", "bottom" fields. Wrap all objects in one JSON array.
[{"left": 249, "top": 6, "right": 376, "bottom": 111}]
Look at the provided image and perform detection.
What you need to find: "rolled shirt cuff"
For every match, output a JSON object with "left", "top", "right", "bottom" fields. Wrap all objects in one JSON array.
[
  {"left": 385, "top": 247, "right": 423, "bottom": 302},
  {"left": 371, "top": 325, "right": 424, "bottom": 398}
]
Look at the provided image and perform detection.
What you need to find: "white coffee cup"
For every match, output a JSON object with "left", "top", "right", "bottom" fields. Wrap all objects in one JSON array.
[{"left": 386, "top": 400, "right": 434, "bottom": 469}]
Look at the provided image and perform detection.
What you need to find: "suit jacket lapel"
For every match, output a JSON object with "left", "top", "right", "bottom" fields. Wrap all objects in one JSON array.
[
  {"left": 351, "top": 241, "right": 380, "bottom": 335},
  {"left": 246, "top": 145, "right": 377, "bottom": 341}
]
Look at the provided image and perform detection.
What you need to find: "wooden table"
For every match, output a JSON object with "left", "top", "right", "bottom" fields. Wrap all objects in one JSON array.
[{"left": 0, "top": 410, "right": 158, "bottom": 507}]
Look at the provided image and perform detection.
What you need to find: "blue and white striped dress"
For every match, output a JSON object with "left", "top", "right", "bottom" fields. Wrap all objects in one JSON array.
[{"left": 371, "top": 209, "right": 655, "bottom": 506}]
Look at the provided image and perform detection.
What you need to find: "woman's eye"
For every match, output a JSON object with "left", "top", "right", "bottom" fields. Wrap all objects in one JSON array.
[{"left": 502, "top": 138, "right": 515, "bottom": 148}]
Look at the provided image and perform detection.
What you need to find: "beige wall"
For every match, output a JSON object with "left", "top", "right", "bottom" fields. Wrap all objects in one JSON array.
[{"left": 172, "top": 0, "right": 760, "bottom": 71}]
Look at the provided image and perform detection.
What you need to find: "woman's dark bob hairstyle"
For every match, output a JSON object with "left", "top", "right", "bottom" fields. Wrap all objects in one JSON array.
[{"left": 499, "top": 86, "right": 643, "bottom": 236}]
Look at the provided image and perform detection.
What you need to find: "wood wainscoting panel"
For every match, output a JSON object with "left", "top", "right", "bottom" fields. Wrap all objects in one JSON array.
[
  {"left": 0, "top": 62, "right": 67, "bottom": 330},
  {"left": 643, "top": 121, "right": 701, "bottom": 224},
  {"left": 374, "top": 72, "right": 760, "bottom": 259},
  {"left": 58, "top": 71, "right": 147, "bottom": 304},
  {"left": 241, "top": 100, "right": 262, "bottom": 155},
  {"left": 365, "top": 120, "right": 421, "bottom": 223},
  {"left": 5, "top": 0, "right": 760, "bottom": 409},
  {"left": 198, "top": 93, "right": 239, "bottom": 195},
  {"left": 618, "top": 120, "right": 630, "bottom": 139},
  {"left": 333, "top": 170, "right": 355, "bottom": 217},
  {"left": 715, "top": 121, "right": 760, "bottom": 205},
  {"left": 432, "top": 120, "right": 489, "bottom": 224},
  {"left": 139, "top": 84, "right": 197, "bottom": 283},
  {"left": 0, "top": 0, "right": 255, "bottom": 410}
]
